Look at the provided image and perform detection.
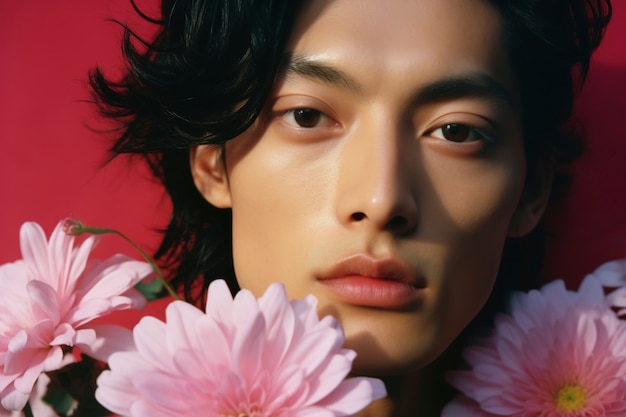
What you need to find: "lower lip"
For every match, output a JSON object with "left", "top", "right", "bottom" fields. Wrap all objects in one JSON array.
[{"left": 318, "top": 276, "right": 424, "bottom": 309}]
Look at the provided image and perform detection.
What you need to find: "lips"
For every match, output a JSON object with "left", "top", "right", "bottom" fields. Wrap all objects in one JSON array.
[{"left": 317, "top": 254, "right": 426, "bottom": 309}]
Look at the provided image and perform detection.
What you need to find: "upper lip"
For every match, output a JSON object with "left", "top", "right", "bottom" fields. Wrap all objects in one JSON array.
[{"left": 318, "top": 253, "right": 425, "bottom": 287}]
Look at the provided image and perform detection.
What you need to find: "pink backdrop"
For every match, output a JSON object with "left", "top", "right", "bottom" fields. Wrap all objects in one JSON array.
[{"left": 2, "top": 2, "right": 626, "bottom": 324}]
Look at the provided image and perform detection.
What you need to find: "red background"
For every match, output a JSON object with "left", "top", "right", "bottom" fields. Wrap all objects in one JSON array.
[{"left": 1, "top": 1, "right": 625, "bottom": 324}]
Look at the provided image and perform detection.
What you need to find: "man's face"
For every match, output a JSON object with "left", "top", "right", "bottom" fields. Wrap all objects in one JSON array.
[{"left": 193, "top": 0, "right": 542, "bottom": 374}]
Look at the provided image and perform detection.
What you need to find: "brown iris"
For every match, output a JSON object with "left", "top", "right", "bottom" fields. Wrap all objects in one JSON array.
[
  {"left": 293, "top": 108, "right": 322, "bottom": 127},
  {"left": 440, "top": 123, "right": 473, "bottom": 142}
]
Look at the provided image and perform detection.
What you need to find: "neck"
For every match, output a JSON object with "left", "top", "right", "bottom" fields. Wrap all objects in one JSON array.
[
  {"left": 357, "top": 372, "right": 421, "bottom": 417},
  {"left": 356, "top": 359, "right": 454, "bottom": 417}
]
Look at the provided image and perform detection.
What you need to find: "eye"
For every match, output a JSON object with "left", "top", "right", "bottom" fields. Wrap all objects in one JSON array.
[
  {"left": 429, "top": 123, "right": 491, "bottom": 143},
  {"left": 282, "top": 108, "right": 333, "bottom": 128}
]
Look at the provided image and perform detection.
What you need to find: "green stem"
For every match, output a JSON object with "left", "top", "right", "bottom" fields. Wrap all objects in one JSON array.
[{"left": 72, "top": 222, "right": 180, "bottom": 300}]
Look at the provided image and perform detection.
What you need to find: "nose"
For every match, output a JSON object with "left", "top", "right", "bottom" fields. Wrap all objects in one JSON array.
[{"left": 335, "top": 117, "right": 418, "bottom": 235}]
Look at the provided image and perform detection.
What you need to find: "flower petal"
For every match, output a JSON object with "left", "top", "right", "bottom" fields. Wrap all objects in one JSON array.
[
  {"left": 97, "top": 279, "right": 385, "bottom": 416},
  {"left": 444, "top": 277, "right": 626, "bottom": 416},
  {"left": 18, "top": 222, "right": 51, "bottom": 281},
  {"left": 314, "top": 376, "right": 387, "bottom": 415}
]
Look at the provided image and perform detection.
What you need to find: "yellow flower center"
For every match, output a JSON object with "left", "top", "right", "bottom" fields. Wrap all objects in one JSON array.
[{"left": 555, "top": 383, "right": 586, "bottom": 412}]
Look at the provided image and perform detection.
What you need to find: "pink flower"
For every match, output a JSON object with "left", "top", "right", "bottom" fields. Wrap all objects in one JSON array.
[
  {"left": 443, "top": 276, "right": 626, "bottom": 417},
  {"left": 96, "top": 279, "right": 387, "bottom": 416},
  {"left": 0, "top": 221, "right": 153, "bottom": 411},
  {"left": 587, "top": 258, "right": 626, "bottom": 317},
  {"left": 0, "top": 355, "right": 77, "bottom": 417}
]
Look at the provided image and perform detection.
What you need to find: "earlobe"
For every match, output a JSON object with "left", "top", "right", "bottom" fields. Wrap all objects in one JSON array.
[
  {"left": 507, "top": 160, "right": 554, "bottom": 238},
  {"left": 190, "top": 145, "right": 232, "bottom": 208}
]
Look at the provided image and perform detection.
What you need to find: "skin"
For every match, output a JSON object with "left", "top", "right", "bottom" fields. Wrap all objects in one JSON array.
[{"left": 192, "top": 0, "right": 550, "bottom": 414}]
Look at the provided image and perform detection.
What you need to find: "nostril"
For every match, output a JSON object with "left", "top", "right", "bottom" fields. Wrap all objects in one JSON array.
[
  {"left": 387, "top": 216, "right": 406, "bottom": 230},
  {"left": 351, "top": 212, "right": 366, "bottom": 221},
  {"left": 386, "top": 216, "right": 416, "bottom": 235}
]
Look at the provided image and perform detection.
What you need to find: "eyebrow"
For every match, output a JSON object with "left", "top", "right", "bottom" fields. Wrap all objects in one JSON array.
[
  {"left": 281, "top": 52, "right": 515, "bottom": 108},
  {"left": 282, "top": 53, "right": 364, "bottom": 93},
  {"left": 414, "top": 73, "right": 515, "bottom": 108}
]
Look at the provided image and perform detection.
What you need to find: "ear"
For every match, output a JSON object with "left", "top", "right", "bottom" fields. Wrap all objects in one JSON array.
[
  {"left": 507, "top": 158, "right": 554, "bottom": 237},
  {"left": 190, "top": 145, "right": 232, "bottom": 208}
]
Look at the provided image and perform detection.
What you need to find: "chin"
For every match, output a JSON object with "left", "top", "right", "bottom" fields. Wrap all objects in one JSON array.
[{"left": 345, "top": 336, "right": 440, "bottom": 377}]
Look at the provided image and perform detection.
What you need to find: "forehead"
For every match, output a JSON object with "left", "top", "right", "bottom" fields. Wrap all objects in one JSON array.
[{"left": 287, "top": 0, "right": 515, "bottom": 99}]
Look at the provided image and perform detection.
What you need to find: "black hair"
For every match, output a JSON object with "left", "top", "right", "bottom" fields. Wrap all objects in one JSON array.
[
  {"left": 89, "top": 0, "right": 611, "bottom": 308},
  {"left": 90, "top": 0, "right": 304, "bottom": 302},
  {"left": 476, "top": 0, "right": 612, "bottom": 321},
  {"left": 493, "top": 0, "right": 611, "bottom": 171}
]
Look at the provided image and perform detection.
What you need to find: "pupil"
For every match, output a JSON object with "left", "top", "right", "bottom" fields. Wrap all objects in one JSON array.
[
  {"left": 442, "top": 123, "right": 470, "bottom": 142},
  {"left": 294, "top": 109, "right": 321, "bottom": 128}
]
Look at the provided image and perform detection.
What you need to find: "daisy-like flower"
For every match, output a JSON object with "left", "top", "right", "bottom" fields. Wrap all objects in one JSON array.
[
  {"left": 443, "top": 276, "right": 626, "bottom": 417},
  {"left": 96, "top": 279, "right": 387, "bottom": 417},
  {"left": 587, "top": 258, "right": 626, "bottom": 317},
  {"left": 0, "top": 355, "right": 77, "bottom": 417},
  {"left": 0, "top": 221, "right": 153, "bottom": 412}
]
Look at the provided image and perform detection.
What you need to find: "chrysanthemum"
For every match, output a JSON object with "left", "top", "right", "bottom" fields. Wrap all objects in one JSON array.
[
  {"left": 0, "top": 221, "right": 152, "bottom": 411},
  {"left": 0, "top": 355, "right": 77, "bottom": 417},
  {"left": 443, "top": 276, "right": 626, "bottom": 417},
  {"left": 587, "top": 258, "right": 626, "bottom": 317},
  {"left": 96, "top": 279, "right": 387, "bottom": 417}
]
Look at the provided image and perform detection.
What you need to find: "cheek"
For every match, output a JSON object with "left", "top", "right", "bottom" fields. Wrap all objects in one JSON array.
[
  {"left": 225, "top": 137, "right": 284, "bottom": 295},
  {"left": 227, "top": 172, "right": 288, "bottom": 295},
  {"left": 225, "top": 137, "right": 334, "bottom": 296},
  {"left": 423, "top": 146, "right": 526, "bottom": 240},
  {"left": 421, "top": 149, "right": 526, "bottom": 344}
]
